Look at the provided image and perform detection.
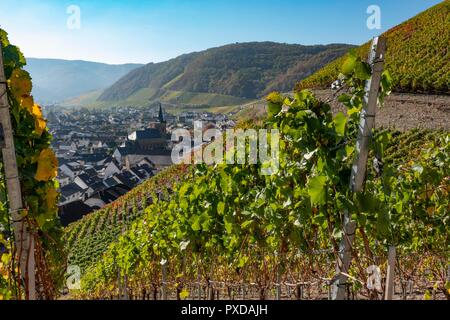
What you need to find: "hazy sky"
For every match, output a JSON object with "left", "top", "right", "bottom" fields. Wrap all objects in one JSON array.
[{"left": 0, "top": 0, "right": 442, "bottom": 64}]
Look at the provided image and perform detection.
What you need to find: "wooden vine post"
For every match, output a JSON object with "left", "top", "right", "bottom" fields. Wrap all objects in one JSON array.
[
  {"left": 121, "top": 212, "right": 129, "bottom": 300},
  {"left": 0, "top": 42, "right": 36, "bottom": 299},
  {"left": 161, "top": 260, "right": 168, "bottom": 300},
  {"left": 384, "top": 246, "right": 396, "bottom": 300},
  {"left": 331, "top": 36, "right": 387, "bottom": 300}
]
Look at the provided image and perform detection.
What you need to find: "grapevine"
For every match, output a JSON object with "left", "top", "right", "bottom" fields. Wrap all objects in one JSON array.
[
  {"left": 74, "top": 52, "right": 449, "bottom": 300},
  {"left": 0, "top": 28, "right": 64, "bottom": 299}
]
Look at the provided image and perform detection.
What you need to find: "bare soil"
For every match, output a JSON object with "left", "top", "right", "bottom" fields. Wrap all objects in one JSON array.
[
  {"left": 236, "top": 91, "right": 450, "bottom": 132},
  {"left": 313, "top": 90, "right": 450, "bottom": 132}
]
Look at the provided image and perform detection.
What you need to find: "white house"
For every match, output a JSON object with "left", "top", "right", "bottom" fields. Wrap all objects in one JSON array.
[
  {"left": 74, "top": 176, "right": 90, "bottom": 190},
  {"left": 104, "top": 160, "right": 122, "bottom": 178},
  {"left": 60, "top": 162, "right": 81, "bottom": 179},
  {"left": 58, "top": 172, "right": 71, "bottom": 187},
  {"left": 59, "top": 183, "right": 84, "bottom": 205}
]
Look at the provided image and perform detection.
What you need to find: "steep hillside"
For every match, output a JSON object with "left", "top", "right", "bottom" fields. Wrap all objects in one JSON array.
[
  {"left": 98, "top": 53, "right": 199, "bottom": 102},
  {"left": 25, "top": 58, "right": 142, "bottom": 103},
  {"left": 96, "top": 42, "right": 353, "bottom": 107},
  {"left": 297, "top": 1, "right": 450, "bottom": 93},
  {"left": 65, "top": 165, "right": 190, "bottom": 272}
]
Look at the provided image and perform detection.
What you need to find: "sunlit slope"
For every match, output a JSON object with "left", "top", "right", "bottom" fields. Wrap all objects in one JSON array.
[{"left": 297, "top": 1, "right": 450, "bottom": 94}]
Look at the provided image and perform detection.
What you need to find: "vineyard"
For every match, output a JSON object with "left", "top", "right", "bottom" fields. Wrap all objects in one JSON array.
[
  {"left": 65, "top": 165, "right": 189, "bottom": 272},
  {"left": 68, "top": 52, "right": 449, "bottom": 300},
  {"left": 297, "top": 1, "right": 450, "bottom": 94},
  {"left": 0, "top": 3, "right": 449, "bottom": 302},
  {"left": 70, "top": 128, "right": 449, "bottom": 300}
]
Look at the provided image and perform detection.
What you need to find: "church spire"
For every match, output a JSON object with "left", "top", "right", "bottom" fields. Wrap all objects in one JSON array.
[{"left": 158, "top": 103, "right": 165, "bottom": 123}]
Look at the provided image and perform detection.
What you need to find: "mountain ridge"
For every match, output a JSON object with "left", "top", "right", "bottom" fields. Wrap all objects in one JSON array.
[
  {"left": 25, "top": 58, "right": 143, "bottom": 104},
  {"left": 96, "top": 41, "right": 354, "bottom": 107}
]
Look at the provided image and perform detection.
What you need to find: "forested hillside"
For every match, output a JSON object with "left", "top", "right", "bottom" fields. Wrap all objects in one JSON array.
[{"left": 96, "top": 42, "right": 353, "bottom": 107}]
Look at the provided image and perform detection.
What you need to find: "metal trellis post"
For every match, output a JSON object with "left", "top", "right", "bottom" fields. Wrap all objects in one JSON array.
[{"left": 331, "top": 36, "right": 387, "bottom": 300}]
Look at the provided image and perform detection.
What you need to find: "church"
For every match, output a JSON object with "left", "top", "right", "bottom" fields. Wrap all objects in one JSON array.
[
  {"left": 113, "top": 104, "right": 173, "bottom": 171},
  {"left": 127, "top": 104, "right": 169, "bottom": 152}
]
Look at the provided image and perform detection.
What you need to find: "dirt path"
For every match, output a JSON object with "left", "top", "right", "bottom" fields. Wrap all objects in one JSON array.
[
  {"left": 236, "top": 91, "right": 450, "bottom": 132},
  {"left": 313, "top": 90, "right": 450, "bottom": 131}
]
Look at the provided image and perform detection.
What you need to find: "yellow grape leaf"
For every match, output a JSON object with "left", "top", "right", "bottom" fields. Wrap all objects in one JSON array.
[
  {"left": 179, "top": 288, "right": 189, "bottom": 299},
  {"left": 35, "top": 148, "right": 58, "bottom": 182},
  {"left": 31, "top": 103, "right": 43, "bottom": 118},
  {"left": 46, "top": 185, "right": 58, "bottom": 210},
  {"left": 20, "top": 95, "right": 34, "bottom": 113},
  {"left": 35, "top": 117, "right": 46, "bottom": 136},
  {"left": 31, "top": 104, "right": 46, "bottom": 136},
  {"left": 1, "top": 252, "right": 10, "bottom": 264},
  {"left": 8, "top": 68, "right": 32, "bottom": 99}
]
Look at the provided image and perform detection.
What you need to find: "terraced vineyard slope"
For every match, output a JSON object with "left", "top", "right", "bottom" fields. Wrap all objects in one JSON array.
[
  {"left": 64, "top": 51, "right": 449, "bottom": 300},
  {"left": 65, "top": 165, "right": 189, "bottom": 272},
  {"left": 297, "top": 1, "right": 450, "bottom": 94}
]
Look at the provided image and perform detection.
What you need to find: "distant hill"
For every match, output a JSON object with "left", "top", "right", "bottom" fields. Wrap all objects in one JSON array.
[
  {"left": 96, "top": 42, "right": 354, "bottom": 107},
  {"left": 24, "top": 58, "right": 143, "bottom": 104},
  {"left": 297, "top": 1, "right": 450, "bottom": 94}
]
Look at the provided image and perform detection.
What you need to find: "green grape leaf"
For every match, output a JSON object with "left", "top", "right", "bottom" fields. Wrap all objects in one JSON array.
[
  {"left": 354, "top": 61, "right": 371, "bottom": 80},
  {"left": 308, "top": 176, "right": 327, "bottom": 206},
  {"left": 190, "top": 215, "right": 201, "bottom": 231},
  {"left": 267, "top": 92, "right": 284, "bottom": 118},
  {"left": 179, "top": 198, "right": 188, "bottom": 211},
  {"left": 241, "top": 220, "right": 253, "bottom": 229},
  {"left": 217, "top": 201, "right": 225, "bottom": 215},
  {"left": 376, "top": 209, "right": 390, "bottom": 238},
  {"left": 333, "top": 112, "right": 347, "bottom": 136},
  {"left": 0, "top": 29, "right": 10, "bottom": 46},
  {"left": 341, "top": 52, "right": 358, "bottom": 75}
]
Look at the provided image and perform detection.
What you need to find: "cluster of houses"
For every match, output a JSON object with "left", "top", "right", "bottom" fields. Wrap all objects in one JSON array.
[
  {"left": 172, "top": 111, "right": 235, "bottom": 131},
  {"left": 44, "top": 104, "right": 236, "bottom": 225}
]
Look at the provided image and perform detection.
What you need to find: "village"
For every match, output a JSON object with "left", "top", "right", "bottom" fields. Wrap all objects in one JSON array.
[{"left": 44, "top": 104, "right": 235, "bottom": 225}]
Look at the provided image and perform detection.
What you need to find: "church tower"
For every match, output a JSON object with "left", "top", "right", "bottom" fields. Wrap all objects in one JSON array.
[
  {"left": 158, "top": 103, "right": 165, "bottom": 123},
  {"left": 149, "top": 103, "right": 166, "bottom": 134}
]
